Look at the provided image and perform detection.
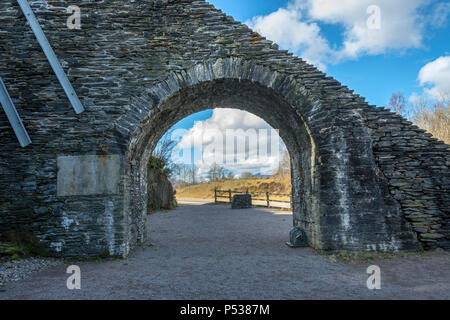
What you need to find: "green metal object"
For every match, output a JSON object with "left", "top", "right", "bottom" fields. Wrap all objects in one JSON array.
[{"left": 286, "top": 227, "right": 308, "bottom": 248}]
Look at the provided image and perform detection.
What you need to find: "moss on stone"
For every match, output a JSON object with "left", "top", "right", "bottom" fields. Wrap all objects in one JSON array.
[
  {"left": 327, "top": 250, "right": 433, "bottom": 264},
  {"left": 0, "top": 231, "right": 50, "bottom": 258}
]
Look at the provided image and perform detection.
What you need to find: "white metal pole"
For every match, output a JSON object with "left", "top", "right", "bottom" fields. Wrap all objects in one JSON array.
[{"left": 17, "top": 0, "right": 85, "bottom": 114}]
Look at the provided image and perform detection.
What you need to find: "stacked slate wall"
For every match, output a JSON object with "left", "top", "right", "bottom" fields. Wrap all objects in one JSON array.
[{"left": 0, "top": 0, "right": 447, "bottom": 255}]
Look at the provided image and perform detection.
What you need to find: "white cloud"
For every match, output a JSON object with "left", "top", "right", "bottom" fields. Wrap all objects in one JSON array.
[
  {"left": 246, "top": 0, "right": 438, "bottom": 68},
  {"left": 246, "top": 7, "right": 333, "bottom": 70},
  {"left": 408, "top": 92, "right": 423, "bottom": 106},
  {"left": 315, "top": 0, "right": 424, "bottom": 59},
  {"left": 175, "top": 109, "right": 286, "bottom": 178},
  {"left": 417, "top": 55, "right": 450, "bottom": 100},
  {"left": 427, "top": 1, "right": 450, "bottom": 28}
]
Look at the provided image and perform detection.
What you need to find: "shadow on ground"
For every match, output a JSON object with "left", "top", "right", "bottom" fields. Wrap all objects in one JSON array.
[{"left": 1, "top": 204, "right": 449, "bottom": 299}]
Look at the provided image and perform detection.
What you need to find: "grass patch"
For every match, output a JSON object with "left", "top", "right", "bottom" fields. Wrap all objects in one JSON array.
[
  {"left": 176, "top": 177, "right": 291, "bottom": 200},
  {"left": 0, "top": 244, "right": 24, "bottom": 260},
  {"left": 148, "top": 207, "right": 177, "bottom": 215},
  {"left": 62, "top": 252, "right": 124, "bottom": 265},
  {"left": 327, "top": 251, "right": 431, "bottom": 264},
  {"left": 329, "top": 252, "right": 396, "bottom": 264},
  {"left": 0, "top": 231, "right": 50, "bottom": 259}
]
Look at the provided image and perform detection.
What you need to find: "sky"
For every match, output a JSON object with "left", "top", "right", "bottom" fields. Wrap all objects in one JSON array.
[
  {"left": 162, "top": 0, "right": 450, "bottom": 179},
  {"left": 169, "top": 109, "right": 286, "bottom": 179}
]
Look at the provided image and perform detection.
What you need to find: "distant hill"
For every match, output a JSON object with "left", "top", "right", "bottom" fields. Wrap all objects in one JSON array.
[{"left": 175, "top": 177, "right": 291, "bottom": 200}]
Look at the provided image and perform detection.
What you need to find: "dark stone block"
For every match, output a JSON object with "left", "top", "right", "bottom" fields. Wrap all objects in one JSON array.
[{"left": 231, "top": 194, "right": 252, "bottom": 209}]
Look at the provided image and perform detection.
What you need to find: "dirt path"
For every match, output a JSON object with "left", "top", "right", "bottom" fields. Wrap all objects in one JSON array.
[
  {"left": 1, "top": 204, "right": 449, "bottom": 299},
  {"left": 177, "top": 198, "right": 291, "bottom": 209}
]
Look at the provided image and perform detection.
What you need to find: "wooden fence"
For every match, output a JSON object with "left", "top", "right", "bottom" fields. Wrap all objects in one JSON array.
[{"left": 214, "top": 188, "right": 292, "bottom": 209}]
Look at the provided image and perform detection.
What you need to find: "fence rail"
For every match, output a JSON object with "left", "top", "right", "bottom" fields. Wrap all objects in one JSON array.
[{"left": 214, "top": 188, "right": 292, "bottom": 209}]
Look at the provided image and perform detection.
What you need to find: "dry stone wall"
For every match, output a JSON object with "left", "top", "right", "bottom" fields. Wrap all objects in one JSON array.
[
  {"left": 232, "top": 194, "right": 252, "bottom": 210},
  {"left": 362, "top": 106, "right": 450, "bottom": 249},
  {"left": 0, "top": 0, "right": 448, "bottom": 256}
]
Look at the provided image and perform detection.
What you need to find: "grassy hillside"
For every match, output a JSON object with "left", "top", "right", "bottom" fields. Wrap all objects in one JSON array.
[{"left": 176, "top": 177, "right": 291, "bottom": 200}]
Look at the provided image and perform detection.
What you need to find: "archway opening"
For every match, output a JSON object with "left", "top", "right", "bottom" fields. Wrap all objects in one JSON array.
[
  {"left": 154, "top": 108, "right": 293, "bottom": 209},
  {"left": 124, "top": 79, "right": 318, "bottom": 250}
]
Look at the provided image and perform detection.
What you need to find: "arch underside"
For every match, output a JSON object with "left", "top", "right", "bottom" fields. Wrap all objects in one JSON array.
[
  {"left": 123, "top": 76, "right": 421, "bottom": 254},
  {"left": 127, "top": 79, "right": 316, "bottom": 248}
]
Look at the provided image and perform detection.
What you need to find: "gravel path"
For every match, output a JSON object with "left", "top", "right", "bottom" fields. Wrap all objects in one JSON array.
[
  {"left": 0, "top": 257, "right": 62, "bottom": 288},
  {"left": 1, "top": 204, "right": 449, "bottom": 299},
  {"left": 177, "top": 198, "right": 291, "bottom": 209}
]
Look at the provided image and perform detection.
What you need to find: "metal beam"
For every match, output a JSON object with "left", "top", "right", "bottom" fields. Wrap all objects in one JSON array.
[
  {"left": 0, "top": 77, "right": 32, "bottom": 148},
  {"left": 17, "top": 0, "right": 85, "bottom": 114}
]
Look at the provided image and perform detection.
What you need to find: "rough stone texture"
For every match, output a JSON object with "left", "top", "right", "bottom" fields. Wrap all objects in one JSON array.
[
  {"left": 0, "top": 256, "right": 63, "bottom": 287},
  {"left": 147, "top": 165, "right": 177, "bottom": 213},
  {"left": 231, "top": 194, "right": 252, "bottom": 209},
  {"left": 0, "top": 0, "right": 448, "bottom": 256},
  {"left": 362, "top": 110, "right": 450, "bottom": 250}
]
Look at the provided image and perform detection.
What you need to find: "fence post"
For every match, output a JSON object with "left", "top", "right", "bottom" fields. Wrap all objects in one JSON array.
[
  {"left": 266, "top": 192, "right": 270, "bottom": 208},
  {"left": 229, "top": 189, "right": 232, "bottom": 203},
  {"left": 214, "top": 188, "right": 217, "bottom": 204}
]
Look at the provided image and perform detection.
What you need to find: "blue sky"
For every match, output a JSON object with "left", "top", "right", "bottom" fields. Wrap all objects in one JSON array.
[
  {"left": 210, "top": 0, "right": 450, "bottom": 107},
  {"left": 165, "top": 0, "right": 450, "bottom": 178}
]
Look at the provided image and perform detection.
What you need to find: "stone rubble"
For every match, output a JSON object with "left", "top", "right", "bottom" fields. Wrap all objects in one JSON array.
[
  {"left": 231, "top": 194, "right": 252, "bottom": 209},
  {"left": 0, "top": 257, "right": 63, "bottom": 287}
]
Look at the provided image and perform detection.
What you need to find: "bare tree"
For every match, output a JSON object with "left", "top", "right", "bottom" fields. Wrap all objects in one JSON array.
[
  {"left": 410, "top": 95, "right": 449, "bottom": 144},
  {"left": 273, "top": 150, "right": 291, "bottom": 178},
  {"left": 207, "top": 163, "right": 227, "bottom": 182},
  {"left": 388, "top": 93, "right": 407, "bottom": 117},
  {"left": 190, "top": 164, "right": 197, "bottom": 185},
  {"left": 208, "top": 163, "right": 219, "bottom": 182},
  {"left": 152, "top": 130, "right": 177, "bottom": 176},
  {"left": 172, "top": 163, "right": 197, "bottom": 186}
]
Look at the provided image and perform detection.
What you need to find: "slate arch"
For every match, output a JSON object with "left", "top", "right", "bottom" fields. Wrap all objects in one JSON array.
[
  {"left": 116, "top": 59, "right": 420, "bottom": 254},
  {"left": 0, "top": 0, "right": 448, "bottom": 257}
]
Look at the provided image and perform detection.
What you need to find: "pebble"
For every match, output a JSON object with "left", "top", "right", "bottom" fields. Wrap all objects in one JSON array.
[{"left": 0, "top": 257, "right": 63, "bottom": 287}]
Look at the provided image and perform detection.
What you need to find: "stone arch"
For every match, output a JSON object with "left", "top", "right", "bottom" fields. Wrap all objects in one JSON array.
[
  {"left": 2, "top": 0, "right": 447, "bottom": 257},
  {"left": 116, "top": 59, "right": 420, "bottom": 253}
]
